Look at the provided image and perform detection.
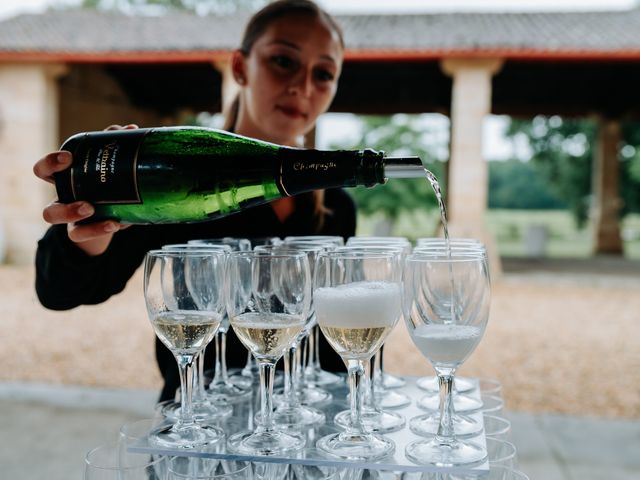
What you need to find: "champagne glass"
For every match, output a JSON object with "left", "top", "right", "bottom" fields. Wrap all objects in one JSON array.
[
  {"left": 255, "top": 243, "right": 327, "bottom": 427},
  {"left": 410, "top": 241, "right": 489, "bottom": 436},
  {"left": 144, "top": 249, "right": 226, "bottom": 448},
  {"left": 189, "top": 238, "right": 254, "bottom": 396},
  {"left": 117, "top": 417, "right": 171, "bottom": 475},
  {"left": 168, "top": 458, "right": 252, "bottom": 479},
  {"left": 403, "top": 247, "right": 490, "bottom": 466},
  {"left": 331, "top": 245, "right": 406, "bottom": 434},
  {"left": 84, "top": 443, "right": 166, "bottom": 479},
  {"left": 274, "top": 240, "right": 335, "bottom": 405},
  {"left": 314, "top": 249, "right": 402, "bottom": 460},
  {"left": 160, "top": 243, "right": 234, "bottom": 421},
  {"left": 240, "top": 236, "right": 283, "bottom": 382},
  {"left": 225, "top": 250, "right": 311, "bottom": 455},
  {"left": 347, "top": 237, "right": 412, "bottom": 403},
  {"left": 284, "top": 235, "right": 344, "bottom": 388}
]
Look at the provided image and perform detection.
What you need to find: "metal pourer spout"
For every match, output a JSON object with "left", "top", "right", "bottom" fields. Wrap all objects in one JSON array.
[{"left": 383, "top": 156, "right": 424, "bottom": 179}]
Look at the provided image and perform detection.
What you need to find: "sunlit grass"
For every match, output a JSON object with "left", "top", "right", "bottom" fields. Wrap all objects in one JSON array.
[{"left": 356, "top": 209, "right": 640, "bottom": 259}]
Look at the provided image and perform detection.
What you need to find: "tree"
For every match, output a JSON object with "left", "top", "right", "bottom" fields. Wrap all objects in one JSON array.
[
  {"left": 505, "top": 116, "right": 640, "bottom": 227},
  {"left": 330, "top": 114, "right": 448, "bottom": 220},
  {"left": 506, "top": 116, "right": 594, "bottom": 227},
  {"left": 488, "top": 159, "right": 565, "bottom": 210}
]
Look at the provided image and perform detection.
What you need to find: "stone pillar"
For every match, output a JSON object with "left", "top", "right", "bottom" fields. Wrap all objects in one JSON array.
[
  {"left": 592, "top": 118, "right": 623, "bottom": 255},
  {"left": 440, "top": 58, "right": 504, "bottom": 277},
  {"left": 0, "top": 63, "right": 67, "bottom": 264}
]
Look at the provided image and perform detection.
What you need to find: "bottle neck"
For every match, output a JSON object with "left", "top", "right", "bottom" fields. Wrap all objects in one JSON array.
[
  {"left": 277, "top": 147, "right": 386, "bottom": 196},
  {"left": 383, "top": 156, "right": 424, "bottom": 179}
]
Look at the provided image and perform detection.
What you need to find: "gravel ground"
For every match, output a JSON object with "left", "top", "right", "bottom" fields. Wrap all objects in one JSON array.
[{"left": 1, "top": 261, "right": 639, "bottom": 419}]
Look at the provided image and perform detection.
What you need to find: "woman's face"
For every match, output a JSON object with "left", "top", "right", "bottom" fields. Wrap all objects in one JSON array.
[{"left": 233, "top": 14, "right": 343, "bottom": 145}]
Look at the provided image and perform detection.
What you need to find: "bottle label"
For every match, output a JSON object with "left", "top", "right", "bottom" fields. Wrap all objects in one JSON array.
[
  {"left": 71, "top": 129, "right": 148, "bottom": 204},
  {"left": 278, "top": 150, "right": 360, "bottom": 194}
]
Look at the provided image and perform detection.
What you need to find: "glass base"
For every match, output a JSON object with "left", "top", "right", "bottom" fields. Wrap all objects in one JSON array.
[
  {"left": 149, "top": 422, "right": 225, "bottom": 450},
  {"left": 418, "top": 392, "right": 483, "bottom": 413},
  {"left": 375, "top": 390, "right": 411, "bottom": 410},
  {"left": 241, "top": 361, "right": 259, "bottom": 379},
  {"left": 381, "top": 373, "right": 406, "bottom": 390},
  {"left": 334, "top": 408, "right": 405, "bottom": 433},
  {"left": 303, "top": 367, "right": 342, "bottom": 386},
  {"left": 405, "top": 437, "right": 487, "bottom": 467},
  {"left": 207, "top": 382, "right": 252, "bottom": 404},
  {"left": 275, "top": 386, "right": 333, "bottom": 406},
  {"left": 416, "top": 376, "right": 475, "bottom": 393},
  {"left": 410, "top": 412, "right": 483, "bottom": 438},
  {"left": 257, "top": 405, "right": 325, "bottom": 427},
  {"left": 317, "top": 431, "right": 395, "bottom": 461},
  {"left": 227, "top": 429, "right": 305, "bottom": 456},
  {"left": 228, "top": 374, "right": 253, "bottom": 389},
  {"left": 160, "top": 400, "right": 232, "bottom": 421}
]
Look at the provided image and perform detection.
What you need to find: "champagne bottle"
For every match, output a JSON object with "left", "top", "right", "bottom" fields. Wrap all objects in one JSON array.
[{"left": 54, "top": 126, "right": 423, "bottom": 224}]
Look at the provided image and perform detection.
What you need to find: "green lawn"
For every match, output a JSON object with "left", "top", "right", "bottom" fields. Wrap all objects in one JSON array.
[{"left": 356, "top": 209, "right": 640, "bottom": 259}]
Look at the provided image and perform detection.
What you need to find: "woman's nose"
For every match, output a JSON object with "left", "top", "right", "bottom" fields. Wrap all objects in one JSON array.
[{"left": 288, "top": 68, "right": 313, "bottom": 97}]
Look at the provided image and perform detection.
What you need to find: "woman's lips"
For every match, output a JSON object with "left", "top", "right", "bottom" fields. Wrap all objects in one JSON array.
[{"left": 277, "top": 105, "right": 307, "bottom": 119}]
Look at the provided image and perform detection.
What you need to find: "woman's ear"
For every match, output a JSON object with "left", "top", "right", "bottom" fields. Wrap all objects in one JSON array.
[{"left": 231, "top": 50, "right": 247, "bottom": 86}]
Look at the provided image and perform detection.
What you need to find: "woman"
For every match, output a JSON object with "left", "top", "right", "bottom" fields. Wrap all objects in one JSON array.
[{"left": 33, "top": 0, "right": 354, "bottom": 401}]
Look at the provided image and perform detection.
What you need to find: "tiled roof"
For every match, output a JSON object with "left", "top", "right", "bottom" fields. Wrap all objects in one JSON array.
[{"left": 1, "top": 9, "right": 639, "bottom": 60}]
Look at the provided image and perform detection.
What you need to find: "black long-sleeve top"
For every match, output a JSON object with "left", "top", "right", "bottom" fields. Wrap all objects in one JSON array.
[{"left": 35, "top": 189, "right": 356, "bottom": 401}]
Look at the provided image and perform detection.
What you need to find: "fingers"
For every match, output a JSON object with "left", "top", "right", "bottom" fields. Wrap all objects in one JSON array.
[
  {"left": 42, "top": 201, "right": 95, "bottom": 225},
  {"left": 105, "top": 123, "right": 138, "bottom": 131},
  {"left": 67, "top": 221, "right": 121, "bottom": 244},
  {"left": 33, "top": 151, "right": 72, "bottom": 184}
]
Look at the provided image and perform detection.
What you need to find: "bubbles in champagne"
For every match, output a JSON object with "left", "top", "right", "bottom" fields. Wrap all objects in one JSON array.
[
  {"left": 231, "top": 312, "right": 304, "bottom": 361},
  {"left": 314, "top": 281, "right": 401, "bottom": 329},
  {"left": 410, "top": 324, "right": 482, "bottom": 367},
  {"left": 315, "top": 281, "right": 401, "bottom": 359},
  {"left": 151, "top": 311, "right": 221, "bottom": 354}
]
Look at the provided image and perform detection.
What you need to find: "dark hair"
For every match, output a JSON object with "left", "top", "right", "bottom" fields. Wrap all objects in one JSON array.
[{"left": 239, "top": 0, "right": 344, "bottom": 56}]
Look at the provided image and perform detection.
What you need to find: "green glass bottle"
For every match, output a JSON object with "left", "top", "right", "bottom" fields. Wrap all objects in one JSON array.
[{"left": 54, "top": 126, "right": 423, "bottom": 224}]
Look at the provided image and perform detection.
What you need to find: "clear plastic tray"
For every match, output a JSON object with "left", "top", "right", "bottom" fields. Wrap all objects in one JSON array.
[{"left": 131, "top": 375, "right": 489, "bottom": 476}]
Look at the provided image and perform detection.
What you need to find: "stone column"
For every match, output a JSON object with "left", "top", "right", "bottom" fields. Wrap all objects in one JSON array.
[
  {"left": 0, "top": 63, "right": 67, "bottom": 264},
  {"left": 592, "top": 118, "right": 623, "bottom": 254},
  {"left": 440, "top": 58, "right": 504, "bottom": 276}
]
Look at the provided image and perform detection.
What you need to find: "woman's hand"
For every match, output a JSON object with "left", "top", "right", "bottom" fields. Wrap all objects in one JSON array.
[{"left": 33, "top": 124, "right": 138, "bottom": 256}]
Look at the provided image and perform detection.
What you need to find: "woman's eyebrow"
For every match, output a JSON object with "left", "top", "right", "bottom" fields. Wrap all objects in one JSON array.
[
  {"left": 267, "top": 39, "right": 337, "bottom": 65},
  {"left": 268, "top": 39, "right": 300, "bottom": 50}
]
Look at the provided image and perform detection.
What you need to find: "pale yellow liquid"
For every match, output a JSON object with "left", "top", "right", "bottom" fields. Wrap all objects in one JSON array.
[
  {"left": 231, "top": 312, "right": 304, "bottom": 361},
  {"left": 152, "top": 311, "right": 221, "bottom": 354},
  {"left": 320, "top": 325, "right": 393, "bottom": 360}
]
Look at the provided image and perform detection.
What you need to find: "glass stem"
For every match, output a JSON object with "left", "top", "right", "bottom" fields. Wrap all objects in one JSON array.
[
  {"left": 293, "top": 339, "right": 302, "bottom": 388},
  {"left": 242, "top": 351, "right": 254, "bottom": 377},
  {"left": 346, "top": 359, "right": 366, "bottom": 435},
  {"left": 436, "top": 369, "right": 456, "bottom": 442},
  {"left": 306, "top": 327, "right": 317, "bottom": 371},
  {"left": 256, "top": 361, "right": 276, "bottom": 433},
  {"left": 373, "top": 350, "right": 382, "bottom": 390},
  {"left": 211, "top": 329, "right": 224, "bottom": 387},
  {"left": 282, "top": 344, "right": 299, "bottom": 408},
  {"left": 176, "top": 354, "right": 195, "bottom": 427},
  {"left": 314, "top": 325, "right": 322, "bottom": 369},
  {"left": 365, "top": 355, "right": 376, "bottom": 409},
  {"left": 220, "top": 330, "right": 229, "bottom": 382},
  {"left": 193, "top": 351, "right": 204, "bottom": 401}
]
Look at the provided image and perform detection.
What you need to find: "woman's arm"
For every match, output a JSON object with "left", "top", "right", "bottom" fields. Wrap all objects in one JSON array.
[{"left": 35, "top": 224, "right": 149, "bottom": 310}]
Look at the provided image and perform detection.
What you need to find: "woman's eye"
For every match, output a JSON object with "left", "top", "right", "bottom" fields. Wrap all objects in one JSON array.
[
  {"left": 315, "top": 69, "right": 335, "bottom": 82},
  {"left": 271, "top": 55, "right": 295, "bottom": 69}
]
